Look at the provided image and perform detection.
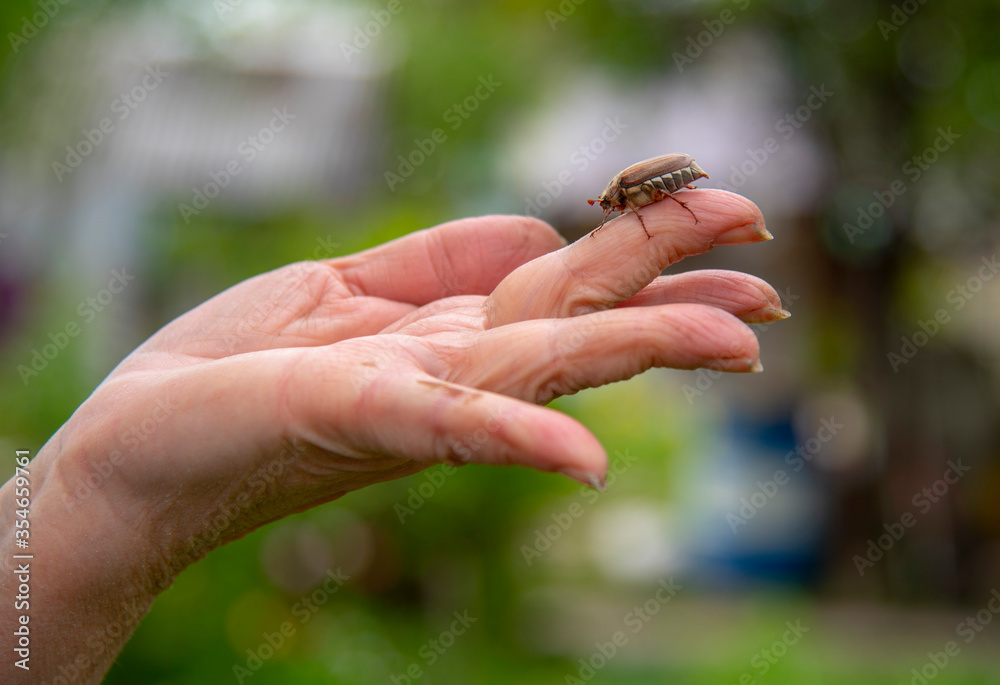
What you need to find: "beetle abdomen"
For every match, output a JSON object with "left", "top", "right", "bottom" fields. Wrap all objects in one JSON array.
[{"left": 621, "top": 161, "right": 707, "bottom": 207}]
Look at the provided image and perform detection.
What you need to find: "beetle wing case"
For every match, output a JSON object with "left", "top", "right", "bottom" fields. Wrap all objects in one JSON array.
[{"left": 617, "top": 153, "right": 697, "bottom": 187}]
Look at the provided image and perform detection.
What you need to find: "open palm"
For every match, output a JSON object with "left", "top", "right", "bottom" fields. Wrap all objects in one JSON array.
[{"left": 50, "top": 190, "right": 782, "bottom": 570}]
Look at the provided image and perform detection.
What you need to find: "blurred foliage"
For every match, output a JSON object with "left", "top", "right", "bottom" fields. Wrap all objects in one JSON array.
[{"left": 4, "top": 0, "right": 1000, "bottom": 682}]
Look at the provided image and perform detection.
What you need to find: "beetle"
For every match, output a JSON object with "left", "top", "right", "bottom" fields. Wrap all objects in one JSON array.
[{"left": 588, "top": 153, "right": 709, "bottom": 239}]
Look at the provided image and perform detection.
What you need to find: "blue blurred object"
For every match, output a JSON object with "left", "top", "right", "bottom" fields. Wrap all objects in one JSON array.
[{"left": 679, "top": 406, "right": 831, "bottom": 589}]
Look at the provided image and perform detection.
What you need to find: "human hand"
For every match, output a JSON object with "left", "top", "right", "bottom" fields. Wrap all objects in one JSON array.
[
  {"left": 48, "top": 190, "right": 783, "bottom": 570},
  {"left": 4, "top": 189, "right": 784, "bottom": 682}
]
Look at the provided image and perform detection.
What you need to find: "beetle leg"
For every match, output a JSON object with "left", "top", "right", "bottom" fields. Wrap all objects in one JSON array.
[
  {"left": 624, "top": 199, "right": 652, "bottom": 239},
  {"left": 648, "top": 185, "right": 700, "bottom": 224},
  {"left": 656, "top": 191, "right": 699, "bottom": 224},
  {"left": 646, "top": 186, "right": 701, "bottom": 223},
  {"left": 669, "top": 194, "right": 699, "bottom": 223}
]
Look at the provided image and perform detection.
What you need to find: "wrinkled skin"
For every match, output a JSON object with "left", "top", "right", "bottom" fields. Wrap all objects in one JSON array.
[{"left": 1, "top": 189, "right": 785, "bottom": 683}]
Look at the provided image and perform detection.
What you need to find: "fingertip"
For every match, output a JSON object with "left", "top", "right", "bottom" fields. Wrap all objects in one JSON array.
[
  {"left": 623, "top": 270, "right": 788, "bottom": 323},
  {"left": 660, "top": 303, "right": 761, "bottom": 367},
  {"left": 462, "top": 214, "right": 566, "bottom": 252},
  {"left": 505, "top": 404, "right": 608, "bottom": 477},
  {"left": 643, "top": 188, "right": 768, "bottom": 247},
  {"left": 558, "top": 467, "right": 607, "bottom": 491},
  {"left": 739, "top": 305, "right": 793, "bottom": 324},
  {"left": 702, "top": 356, "right": 764, "bottom": 373},
  {"left": 699, "top": 188, "right": 766, "bottom": 230},
  {"left": 450, "top": 215, "right": 567, "bottom": 289},
  {"left": 509, "top": 214, "right": 569, "bottom": 252},
  {"left": 385, "top": 377, "right": 608, "bottom": 481}
]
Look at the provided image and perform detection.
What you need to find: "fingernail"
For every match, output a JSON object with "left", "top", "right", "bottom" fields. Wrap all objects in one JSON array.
[
  {"left": 715, "top": 223, "right": 773, "bottom": 246},
  {"left": 742, "top": 306, "right": 792, "bottom": 323},
  {"left": 558, "top": 468, "right": 606, "bottom": 491},
  {"left": 702, "top": 358, "right": 763, "bottom": 373}
]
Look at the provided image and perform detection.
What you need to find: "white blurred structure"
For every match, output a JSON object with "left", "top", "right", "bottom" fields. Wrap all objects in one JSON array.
[{"left": 2, "top": 0, "right": 397, "bottom": 276}]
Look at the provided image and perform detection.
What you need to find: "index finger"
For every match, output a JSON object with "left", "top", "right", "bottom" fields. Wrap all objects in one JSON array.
[
  {"left": 328, "top": 215, "right": 566, "bottom": 306},
  {"left": 483, "top": 189, "right": 771, "bottom": 327}
]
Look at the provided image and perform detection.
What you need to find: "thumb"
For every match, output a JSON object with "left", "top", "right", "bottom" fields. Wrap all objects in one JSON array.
[{"left": 301, "top": 365, "right": 608, "bottom": 489}]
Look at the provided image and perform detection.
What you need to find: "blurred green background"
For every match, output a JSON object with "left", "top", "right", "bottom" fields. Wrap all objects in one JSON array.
[{"left": 3, "top": 0, "right": 1000, "bottom": 682}]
